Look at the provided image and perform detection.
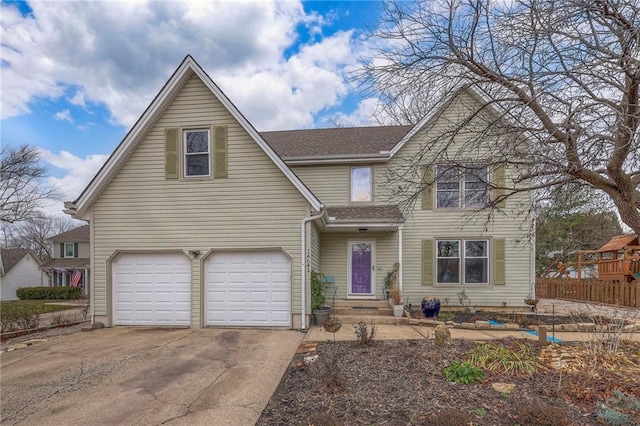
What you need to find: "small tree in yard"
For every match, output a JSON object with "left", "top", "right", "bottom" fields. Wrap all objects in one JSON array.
[{"left": 360, "top": 0, "right": 640, "bottom": 234}]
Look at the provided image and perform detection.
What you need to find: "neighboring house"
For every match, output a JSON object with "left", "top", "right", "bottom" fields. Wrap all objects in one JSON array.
[
  {"left": 40, "top": 225, "right": 90, "bottom": 296},
  {"left": 0, "top": 249, "right": 45, "bottom": 301},
  {"left": 64, "top": 55, "right": 533, "bottom": 328}
]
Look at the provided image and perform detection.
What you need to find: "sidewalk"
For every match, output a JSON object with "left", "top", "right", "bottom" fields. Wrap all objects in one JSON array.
[{"left": 304, "top": 323, "right": 640, "bottom": 343}]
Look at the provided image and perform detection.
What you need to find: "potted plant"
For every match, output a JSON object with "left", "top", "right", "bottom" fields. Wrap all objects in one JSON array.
[
  {"left": 421, "top": 295, "right": 441, "bottom": 318},
  {"left": 311, "top": 271, "right": 330, "bottom": 326},
  {"left": 389, "top": 287, "right": 404, "bottom": 317},
  {"left": 383, "top": 263, "right": 399, "bottom": 307}
]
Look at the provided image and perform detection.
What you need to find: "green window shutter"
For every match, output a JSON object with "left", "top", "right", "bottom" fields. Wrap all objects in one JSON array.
[
  {"left": 422, "top": 239, "right": 433, "bottom": 285},
  {"left": 59, "top": 243, "right": 64, "bottom": 258},
  {"left": 165, "top": 128, "right": 179, "bottom": 179},
  {"left": 74, "top": 243, "right": 78, "bottom": 258},
  {"left": 421, "top": 167, "right": 434, "bottom": 210},
  {"left": 493, "top": 238, "right": 506, "bottom": 285},
  {"left": 494, "top": 166, "right": 506, "bottom": 208},
  {"left": 213, "top": 125, "right": 228, "bottom": 178}
]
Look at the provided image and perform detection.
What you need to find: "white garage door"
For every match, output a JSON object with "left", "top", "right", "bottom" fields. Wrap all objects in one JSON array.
[
  {"left": 113, "top": 253, "right": 191, "bottom": 326},
  {"left": 206, "top": 251, "right": 291, "bottom": 326}
]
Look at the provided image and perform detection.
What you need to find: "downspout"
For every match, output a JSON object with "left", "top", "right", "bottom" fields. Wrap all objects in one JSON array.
[
  {"left": 398, "top": 225, "right": 403, "bottom": 292},
  {"left": 301, "top": 207, "right": 325, "bottom": 330}
]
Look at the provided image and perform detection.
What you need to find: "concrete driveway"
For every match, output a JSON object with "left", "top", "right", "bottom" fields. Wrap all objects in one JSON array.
[{"left": 1, "top": 327, "right": 303, "bottom": 425}]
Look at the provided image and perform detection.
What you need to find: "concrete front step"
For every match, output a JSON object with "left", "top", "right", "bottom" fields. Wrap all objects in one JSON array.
[
  {"left": 334, "top": 307, "right": 393, "bottom": 316},
  {"left": 333, "top": 299, "right": 389, "bottom": 308},
  {"left": 337, "top": 314, "right": 409, "bottom": 325}
]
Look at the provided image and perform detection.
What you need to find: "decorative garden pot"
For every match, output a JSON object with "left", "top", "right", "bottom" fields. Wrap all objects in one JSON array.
[
  {"left": 392, "top": 304, "right": 404, "bottom": 318},
  {"left": 421, "top": 298, "right": 441, "bottom": 318},
  {"left": 313, "top": 307, "right": 330, "bottom": 326}
]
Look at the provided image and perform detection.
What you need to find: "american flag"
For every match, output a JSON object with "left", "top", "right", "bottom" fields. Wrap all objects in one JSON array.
[{"left": 71, "top": 269, "right": 82, "bottom": 287}]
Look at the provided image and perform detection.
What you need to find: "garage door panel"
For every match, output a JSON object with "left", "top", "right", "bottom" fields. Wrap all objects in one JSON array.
[
  {"left": 206, "top": 251, "right": 291, "bottom": 327},
  {"left": 113, "top": 253, "right": 191, "bottom": 326}
]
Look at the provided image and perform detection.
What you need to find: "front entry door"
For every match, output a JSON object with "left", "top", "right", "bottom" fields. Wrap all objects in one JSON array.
[{"left": 348, "top": 240, "right": 375, "bottom": 298}]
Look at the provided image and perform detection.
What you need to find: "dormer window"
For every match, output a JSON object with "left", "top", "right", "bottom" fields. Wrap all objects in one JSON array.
[{"left": 351, "top": 166, "right": 372, "bottom": 202}]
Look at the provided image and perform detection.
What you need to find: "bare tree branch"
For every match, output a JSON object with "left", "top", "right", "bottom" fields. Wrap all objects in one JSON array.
[{"left": 359, "top": 0, "right": 640, "bottom": 233}]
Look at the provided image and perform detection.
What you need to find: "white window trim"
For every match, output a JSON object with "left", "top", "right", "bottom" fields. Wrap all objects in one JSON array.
[
  {"left": 183, "top": 128, "right": 211, "bottom": 178},
  {"left": 350, "top": 166, "right": 373, "bottom": 203},
  {"left": 435, "top": 238, "right": 490, "bottom": 285},
  {"left": 64, "top": 242, "right": 75, "bottom": 258},
  {"left": 435, "top": 164, "right": 489, "bottom": 209}
]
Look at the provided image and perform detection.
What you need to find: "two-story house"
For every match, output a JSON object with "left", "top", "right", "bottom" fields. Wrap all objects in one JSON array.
[
  {"left": 64, "top": 55, "right": 533, "bottom": 328},
  {"left": 40, "top": 225, "right": 90, "bottom": 295}
]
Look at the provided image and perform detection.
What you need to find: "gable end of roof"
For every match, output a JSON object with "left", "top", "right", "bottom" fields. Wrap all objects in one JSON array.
[{"left": 66, "top": 55, "right": 322, "bottom": 218}]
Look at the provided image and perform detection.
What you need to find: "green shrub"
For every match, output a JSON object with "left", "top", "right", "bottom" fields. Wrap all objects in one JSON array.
[
  {"left": 442, "top": 361, "right": 485, "bottom": 384},
  {"left": 310, "top": 271, "right": 326, "bottom": 310},
  {"left": 1, "top": 302, "right": 40, "bottom": 333},
  {"left": 16, "top": 286, "right": 81, "bottom": 300}
]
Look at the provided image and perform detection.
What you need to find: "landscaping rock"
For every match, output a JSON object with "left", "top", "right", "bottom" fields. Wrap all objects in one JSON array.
[
  {"left": 505, "top": 323, "right": 520, "bottom": 330},
  {"left": 556, "top": 323, "right": 578, "bottom": 331},
  {"left": 492, "top": 383, "right": 516, "bottom": 394},
  {"left": 92, "top": 322, "right": 105, "bottom": 329},
  {"left": 461, "top": 322, "right": 475, "bottom": 329},
  {"left": 475, "top": 320, "right": 491, "bottom": 329},
  {"left": 409, "top": 319, "right": 420, "bottom": 325},
  {"left": 434, "top": 325, "right": 451, "bottom": 347},
  {"left": 623, "top": 324, "right": 638, "bottom": 332},
  {"left": 577, "top": 322, "right": 595, "bottom": 332}
]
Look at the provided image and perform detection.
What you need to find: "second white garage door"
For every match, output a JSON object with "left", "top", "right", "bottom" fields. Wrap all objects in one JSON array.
[
  {"left": 113, "top": 253, "right": 191, "bottom": 326},
  {"left": 205, "top": 251, "right": 291, "bottom": 327}
]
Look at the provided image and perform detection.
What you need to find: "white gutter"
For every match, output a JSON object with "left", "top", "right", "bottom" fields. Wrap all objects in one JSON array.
[{"left": 301, "top": 208, "right": 326, "bottom": 329}]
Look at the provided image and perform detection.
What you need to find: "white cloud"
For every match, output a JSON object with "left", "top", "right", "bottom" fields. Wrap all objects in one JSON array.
[
  {"left": 1, "top": 0, "right": 364, "bottom": 131},
  {"left": 53, "top": 109, "right": 73, "bottom": 123},
  {"left": 324, "top": 97, "right": 387, "bottom": 127},
  {"left": 38, "top": 148, "right": 109, "bottom": 203}
]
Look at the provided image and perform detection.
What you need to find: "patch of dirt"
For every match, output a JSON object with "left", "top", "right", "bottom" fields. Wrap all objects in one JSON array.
[{"left": 258, "top": 338, "right": 640, "bottom": 426}]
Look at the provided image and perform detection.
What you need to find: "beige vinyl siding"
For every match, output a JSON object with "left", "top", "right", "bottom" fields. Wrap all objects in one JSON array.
[
  {"left": 310, "top": 223, "right": 321, "bottom": 272},
  {"left": 390, "top": 90, "right": 533, "bottom": 307},
  {"left": 320, "top": 232, "right": 398, "bottom": 299},
  {"left": 292, "top": 164, "right": 388, "bottom": 206},
  {"left": 91, "top": 75, "right": 309, "bottom": 326}
]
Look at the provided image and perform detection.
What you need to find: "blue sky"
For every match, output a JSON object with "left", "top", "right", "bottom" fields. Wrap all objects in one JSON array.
[{"left": 1, "top": 0, "right": 386, "bottom": 217}]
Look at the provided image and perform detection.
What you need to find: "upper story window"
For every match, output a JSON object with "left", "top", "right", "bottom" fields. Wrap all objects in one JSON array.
[
  {"left": 184, "top": 129, "right": 211, "bottom": 177},
  {"left": 64, "top": 243, "right": 76, "bottom": 258},
  {"left": 436, "top": 164, "right": 488, "bottom": 208},
  {"left": 351, "top": 166, "right": 372, "bottom": 202}
]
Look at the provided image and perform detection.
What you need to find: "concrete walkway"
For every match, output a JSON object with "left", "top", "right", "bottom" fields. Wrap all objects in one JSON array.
[{"left": 305, "top": 323, "right": 640, "bottom": 342}]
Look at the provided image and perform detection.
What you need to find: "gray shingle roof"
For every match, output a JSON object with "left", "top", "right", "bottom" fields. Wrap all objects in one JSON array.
[
  {"left": 40, "top": 258, "right": 91, "bottom": 270},
  {"left": 1, "top": 248, "right": 32, "bottom": 275},
  {"left": 326, "top": 206, "right": 405, "bottom": 223},
  {"left": 261, "top": 125, "right": 413, "bottom": 159},
  {"left": 49, "top": 225, "right": 90, "bottom": 242}
]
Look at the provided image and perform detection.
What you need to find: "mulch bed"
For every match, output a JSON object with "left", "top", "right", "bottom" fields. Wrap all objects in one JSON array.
[{"left": 258, "top": 338, "right": 640, "bottom": 426}]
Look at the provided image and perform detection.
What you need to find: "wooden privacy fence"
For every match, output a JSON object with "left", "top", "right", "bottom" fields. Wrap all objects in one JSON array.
[{"left": 536, "top": 278, "right": 640, "bottom": 308}]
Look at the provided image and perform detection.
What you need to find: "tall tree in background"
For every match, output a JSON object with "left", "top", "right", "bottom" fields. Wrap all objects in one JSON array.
[
  {"left": 1, "top": 144, "right": 59, "bottom": 223},
  {"left": 361, "top": 0, "right": 640, "bottom": 234},
  {"left": 1, "top": 215, "right": 80, "bottom": 262},
  {"left": 535, "top": 185, "right": 622, "bottom": 276}
]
